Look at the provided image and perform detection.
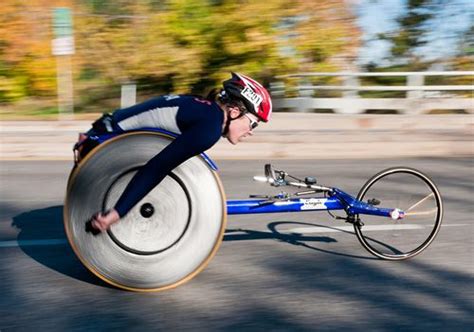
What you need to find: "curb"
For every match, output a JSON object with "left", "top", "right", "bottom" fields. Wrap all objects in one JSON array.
[{"left": 1, "top": 114, "right": 472, "bottom": 160}]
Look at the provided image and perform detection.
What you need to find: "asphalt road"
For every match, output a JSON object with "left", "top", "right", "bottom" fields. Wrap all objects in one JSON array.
[{"left": 0, "top": 158, "right": 473, "bottom": 331}]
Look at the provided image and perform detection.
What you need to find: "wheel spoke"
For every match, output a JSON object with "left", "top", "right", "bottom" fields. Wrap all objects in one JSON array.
[
  {"left": 404, "top": 208, "right": 438, "bottom": 216},
  {"left": 405, "top": 192, "right": 434, "bottom": 212}
]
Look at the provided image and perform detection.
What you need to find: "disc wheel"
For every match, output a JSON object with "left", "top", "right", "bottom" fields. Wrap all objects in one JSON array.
[
  {"left": 354, "top": 167, "right": 443, "bottom": 260},
  {"left": 64, "top": 132, "right": 227, "bottom": 291}
]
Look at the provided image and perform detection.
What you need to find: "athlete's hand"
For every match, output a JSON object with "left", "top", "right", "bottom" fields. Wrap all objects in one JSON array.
[{"left": 91, "top": 209, "right": 120, "bottom": 232}]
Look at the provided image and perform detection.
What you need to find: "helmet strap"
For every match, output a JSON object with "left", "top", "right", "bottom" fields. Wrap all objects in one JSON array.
[{"left": 222, "top": 109, "right": 246, "bottom": 137}]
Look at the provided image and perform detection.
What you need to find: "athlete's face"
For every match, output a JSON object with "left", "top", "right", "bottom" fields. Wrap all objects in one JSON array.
[{"left": 226, "top": 108, "right": 259, "bottom": 145}]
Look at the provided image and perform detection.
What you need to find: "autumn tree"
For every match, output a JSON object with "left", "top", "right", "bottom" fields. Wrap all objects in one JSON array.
[
  {"left": 1, "top": 0, "right": 361, "bottom": 105},
  {"left": 0, "top": 0, "right": 72, "bottom": 101},
  {"left": 64, "top": 0, "right": 361, "bottom": 94}
]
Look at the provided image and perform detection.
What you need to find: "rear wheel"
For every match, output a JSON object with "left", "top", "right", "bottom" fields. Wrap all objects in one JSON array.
[
  {"left": 354, "top": 167, "right": 443, "bottom": 260},
  {"left": 64, "top": 132, "right": 227, "bottom": 291}
]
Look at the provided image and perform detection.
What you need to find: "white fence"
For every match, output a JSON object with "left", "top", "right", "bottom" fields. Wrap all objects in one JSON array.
[{"left": 271, "top": 71, "right": 474, "bottom": 114}]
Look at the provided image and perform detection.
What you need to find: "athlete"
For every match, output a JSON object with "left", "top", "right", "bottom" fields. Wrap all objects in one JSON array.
[{"left": 87, "top": 72, "right": 272, "bottom": 232}]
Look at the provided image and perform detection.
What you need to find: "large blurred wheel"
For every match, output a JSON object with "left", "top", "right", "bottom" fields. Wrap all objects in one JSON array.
[{"left": 64, "top": 132, "right": 227, "bottom": 291}]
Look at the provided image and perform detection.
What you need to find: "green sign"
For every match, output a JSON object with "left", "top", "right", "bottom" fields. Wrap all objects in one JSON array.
[{"left": 53, "top": 8, "right": 73, "bottom": 38}]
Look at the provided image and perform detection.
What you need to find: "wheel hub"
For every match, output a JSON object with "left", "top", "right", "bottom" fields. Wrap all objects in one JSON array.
[
  {"left": 140, "top": 203, "right": 155, "bottom": 218},
  {"left": 103, "top": 170, "right": 191, "bottom": 255}
]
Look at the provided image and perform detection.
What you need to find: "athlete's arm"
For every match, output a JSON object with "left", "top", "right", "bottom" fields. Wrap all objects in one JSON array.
[{"left": 113, "top": 120, "right": 221, "bottom": 218}]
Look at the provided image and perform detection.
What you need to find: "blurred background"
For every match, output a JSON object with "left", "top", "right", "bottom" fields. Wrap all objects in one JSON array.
[
  {"left": 0, "top": 0, "right": 472, "bottom": 118},
  {"left": 1, "top": 2, "right": 473, "bottom": 330}
]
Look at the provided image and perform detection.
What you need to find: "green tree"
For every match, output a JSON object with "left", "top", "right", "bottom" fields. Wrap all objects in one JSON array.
[
  {"left": 76, "top": 0, "right": 360, "bottom": 94},
  {"left": 447, "top": 22, "right": 474, "bottom": 92},
  {"left": 456, "top": 23, "right": 474, "bottom": 58},
  {"left": 378, "top": 0, "right": 437, "bottom": 68}
]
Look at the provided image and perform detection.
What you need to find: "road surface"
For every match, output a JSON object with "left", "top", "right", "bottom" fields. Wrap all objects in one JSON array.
[{"left": 0, "top": 158, "right": 472, "bottom": 331}]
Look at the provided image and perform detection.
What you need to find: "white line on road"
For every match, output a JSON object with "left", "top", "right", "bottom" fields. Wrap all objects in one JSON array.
[
  {"left": 287, "top": 224, "right": 422, "bottom": 234},
  {"left": 0, "top": 239, "right": 68, "bottom": 248},
  {"left": 0, "top": 224, "right": 468, "bottom": 248},
  {"left": 285, "top": 223, "right": 468, "bottom": 234},
  {"left": 0, "top": 199, "right": 63, "bottom": 203}
]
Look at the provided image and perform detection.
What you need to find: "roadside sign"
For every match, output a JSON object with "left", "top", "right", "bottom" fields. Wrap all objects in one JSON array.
[
  {"left": 52, "top": 8, "right": 74, "bottom": 55},
  {"left": 53, "top": 8, "right": 73, "bottom": 37},
  {"left": 52, "top": 36, "right": 75, "bottom": 56},
  {"left": 52, "top": 7, "right": 74, "bottom": 117}
]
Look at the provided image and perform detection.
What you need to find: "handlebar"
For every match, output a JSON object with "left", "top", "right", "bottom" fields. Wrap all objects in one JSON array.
[
  {"left": 253, "top": 164, "right": 332, "bottom": 193},
  {"left": 286, "top": 181, "right": 332, "bottom": 192}
]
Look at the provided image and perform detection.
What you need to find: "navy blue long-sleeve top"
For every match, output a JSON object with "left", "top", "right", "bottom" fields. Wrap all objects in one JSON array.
[{"left": 110, "top": 95, "right": 224, "bottom": 217}]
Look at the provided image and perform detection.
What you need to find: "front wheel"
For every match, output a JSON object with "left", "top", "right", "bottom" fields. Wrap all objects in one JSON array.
[{"left": 355, "top": 167, "right": 443, "bottom": 260}]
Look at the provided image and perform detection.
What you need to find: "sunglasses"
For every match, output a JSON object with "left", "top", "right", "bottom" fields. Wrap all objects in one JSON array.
[{"left": 243, "top": 113, "right": 259, "bottom": 130}]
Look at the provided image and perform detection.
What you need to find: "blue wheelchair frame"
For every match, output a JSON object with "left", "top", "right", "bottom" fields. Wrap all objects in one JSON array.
[
  {"left": 83, "top": 128, "right": 401, "bottom": 222},
  {"left": 227, "top": 188, "right": 396, "bottom": 219}
]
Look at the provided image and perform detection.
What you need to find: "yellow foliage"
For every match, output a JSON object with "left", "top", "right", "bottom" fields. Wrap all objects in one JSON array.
[{"left": 1, "top": 0, "right": 362, "bottom": 101}]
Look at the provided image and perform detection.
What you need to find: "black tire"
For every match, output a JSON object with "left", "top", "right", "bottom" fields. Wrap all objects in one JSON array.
[{"left": 354, "top": 167, "right": 443, "bottom": 260}]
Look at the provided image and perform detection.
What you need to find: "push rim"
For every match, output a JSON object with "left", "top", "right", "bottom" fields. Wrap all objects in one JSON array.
[{"left": 103, "top": 168, "right": 192, "bottom": 256}]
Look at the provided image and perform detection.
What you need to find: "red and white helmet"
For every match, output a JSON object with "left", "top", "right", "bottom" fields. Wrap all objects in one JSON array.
[{"left": 223, "top": 72, "right": 272, "bottom": 122}]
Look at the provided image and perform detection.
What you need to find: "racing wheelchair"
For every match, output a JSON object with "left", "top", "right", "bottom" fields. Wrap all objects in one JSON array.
[{"left": 65, "top": 129, "right": 443, "bottom": 291}]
